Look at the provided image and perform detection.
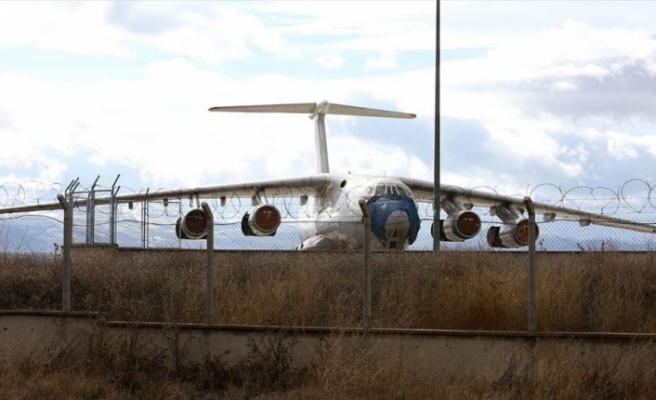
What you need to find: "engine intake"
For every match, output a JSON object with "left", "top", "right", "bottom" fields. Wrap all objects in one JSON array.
[
  {"left": 434, "top": 197, "right": 482, "bottom": 242},
  {"left": 487, "top": 219, "right": 539, "bottom": 248},
  {"left": 241, "top": 204, "right": 281, "bottom": 236},
  {"left": 176, "top": 208, "right": 208, "bottom": 240},
  {"left": 433, "top": 210, "right": 482, "bottom": 242}
]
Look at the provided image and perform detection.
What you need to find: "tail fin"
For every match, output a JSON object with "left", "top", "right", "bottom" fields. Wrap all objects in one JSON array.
[{"left": 209, "top": 101, "right": 416, "bottom": 173}]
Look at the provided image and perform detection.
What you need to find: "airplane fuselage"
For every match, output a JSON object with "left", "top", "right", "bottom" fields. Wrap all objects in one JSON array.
[{"left": 297, "top": 173, "right": 421, "bottom": 251}]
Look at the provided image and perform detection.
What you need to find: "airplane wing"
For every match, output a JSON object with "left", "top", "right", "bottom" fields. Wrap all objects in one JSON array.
[
  {"left": 0, "top": 174, "right": 333, "bottom": 214},
  {"left": 398, "top": 177, "right": 656, "bottom": 235}
]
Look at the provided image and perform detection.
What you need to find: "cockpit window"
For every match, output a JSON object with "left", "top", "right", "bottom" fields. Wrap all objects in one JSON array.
[{"left": 368, "top": 183, "right": 413, "bottom": 197}]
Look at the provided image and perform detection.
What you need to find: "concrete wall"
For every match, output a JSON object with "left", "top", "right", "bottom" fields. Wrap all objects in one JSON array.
[{"left": 3, "top": 311, "right": 656, "bottom": 381}]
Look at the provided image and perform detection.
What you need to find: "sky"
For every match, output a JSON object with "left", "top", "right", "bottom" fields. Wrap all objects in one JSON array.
[{"left": 1, "top": 0, "right": 656, "bottom": 204}]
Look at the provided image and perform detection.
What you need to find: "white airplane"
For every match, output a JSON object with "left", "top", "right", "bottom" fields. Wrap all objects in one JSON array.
[{"left": 1, "top": 101, "right": 655, "bottom": 251}]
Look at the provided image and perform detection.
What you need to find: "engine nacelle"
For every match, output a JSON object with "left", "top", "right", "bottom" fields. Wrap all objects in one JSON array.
[
  {"left": 487, "top": 219, "right": 539, "bottom": 248},
  {"left": 175, "top": 208, "right": 208, "bottom": 240},
  {"left": 431, "top": 210, "right": 482, "bottom": 242},
  {"left": 241, "top": 204, "right": 281, "bottom": 236}
]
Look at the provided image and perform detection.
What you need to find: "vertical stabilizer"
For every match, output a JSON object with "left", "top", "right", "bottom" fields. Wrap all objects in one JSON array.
[
  {"left": 314, "top": 114, "right": 330, "bottom": 173},
  {"left": 209, "top": 101, "right": 416, "bottom": 174}
]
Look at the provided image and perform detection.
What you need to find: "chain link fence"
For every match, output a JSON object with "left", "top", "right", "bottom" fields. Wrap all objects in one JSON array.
[{"left": 1, "top": 179, "right": 655, "bottom": 253}]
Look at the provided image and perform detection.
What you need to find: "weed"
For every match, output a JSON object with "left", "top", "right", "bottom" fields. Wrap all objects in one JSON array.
[{"left": 234, "top": 332, "right": 307, "bottom": 398}]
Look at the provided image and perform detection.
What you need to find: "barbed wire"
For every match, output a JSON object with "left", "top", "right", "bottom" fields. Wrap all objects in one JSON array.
[{"left": 0, "top": 181, "right": 66, "bottom": 208}]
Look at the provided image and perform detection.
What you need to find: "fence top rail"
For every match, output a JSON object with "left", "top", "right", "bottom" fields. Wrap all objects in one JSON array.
[{"left": 2, "top": 310, "right": 656, "bottom": 341}]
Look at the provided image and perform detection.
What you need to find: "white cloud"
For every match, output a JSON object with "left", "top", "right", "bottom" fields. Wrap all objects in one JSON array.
[
  {"left": 440, "top": 13, "right": 656, "bottom": 189},
  {"left": 330, "top": 135, "right": 431, "bottom": 180},
  {"left": 314, "top": 53, "right": 344, "bottom": 69},
  {"left": 142, "top": 7, "right": 303, "bottom": 64},
  {"left": 364, "top": 51, "right": 399, "bottom": 70},
  {"left": 0, "top": 2, "right": 131, "bottom": 56},
  {"left": 1, "top": 0, "right": 656, "bottom": 197},
  {"left": 549, "top": 80, "right": 578, "bottom": 92},
  {"left": 607, "top": 134, "right": 640, "bottom": 160}
]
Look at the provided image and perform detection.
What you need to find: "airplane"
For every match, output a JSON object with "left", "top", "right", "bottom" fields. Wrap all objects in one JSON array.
[{"left": 1, "top": 100, "right": 655, "bottom": 251}]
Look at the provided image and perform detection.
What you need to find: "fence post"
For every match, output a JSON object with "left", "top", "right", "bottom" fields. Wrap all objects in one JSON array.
[
  {"left": 201, "top": 202, "right": 214, "bottom": 325},
  {"left": 523, "top": 196, "right": 537, "bottom": 332},
  {"left": 109, "top": 174, "right": 120, "bottom": 245},
  {"left": 141, "top": 189, "right": 149, "bottom": 249},
  {"left": 358, "top": 199, "right": 372, "bottom": 329},
  {"left": 57, "top": 194, "right": 72, "bottom": 312}
]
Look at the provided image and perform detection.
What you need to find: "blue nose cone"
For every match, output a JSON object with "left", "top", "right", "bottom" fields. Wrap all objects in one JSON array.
[{"left": 366, "top": 194, "right": 421, "bottom": 246}]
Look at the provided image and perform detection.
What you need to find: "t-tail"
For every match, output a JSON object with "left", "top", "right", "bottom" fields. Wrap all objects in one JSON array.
[{"left": 209, "top": 101, "right": 416, "bottom": 174}]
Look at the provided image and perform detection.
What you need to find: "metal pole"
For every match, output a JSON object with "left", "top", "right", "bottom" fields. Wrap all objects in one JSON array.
[
  {"left": 141, "top": 189, "right": 149, "bottom": 249},
  {"left": 524, "top": 196, "right": 537, "bottom": 332},
  {"left": 57, "top": 194, "right": 72, "bottom": 312},
  {"left": 86, "top": 176, "right": 100, "bottom": 244},
  {"left": 109, "top": 174, "right": 120, "bottom": 245},
  {"left": 433, "top": 0, "right": 441, "bottom": 253},
  {"left": 201, "top": 202, "right": 214, "bottom": 325},
  {"left": 358, "top": 199, "right": 372, "bottom": 328}
]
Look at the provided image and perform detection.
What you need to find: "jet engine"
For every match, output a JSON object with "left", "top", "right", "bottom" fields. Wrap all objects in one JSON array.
[
  {"left": 241, "top": 204, "right": 281, "bottom": 236},
  {"left": 432, "top": 197, "right": 482, "bottom": 242},
  {"left": 432, "top": 210, "right": 482, "bottom": 242},
  {"left": 486, "top": 202, "right": 540, "bottom": 248},
  {"left": 487, "top": 219, "right": 539, "bottom": 248},
  {"left": 175, "top": 208, "right": 208, "bottom": 240}
]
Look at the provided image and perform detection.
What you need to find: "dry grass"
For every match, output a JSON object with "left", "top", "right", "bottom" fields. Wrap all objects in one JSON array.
[
  {"left": 3, "top": 249, "right": 656, "bottom": 398},
  {"left": 3, "top": 250, "right": 656, "bottom": 331}
]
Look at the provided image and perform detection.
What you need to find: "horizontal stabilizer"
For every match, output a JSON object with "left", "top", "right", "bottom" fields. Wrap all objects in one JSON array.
[{"left": 209, "top": 101, "right": 416, "bottom": 119}]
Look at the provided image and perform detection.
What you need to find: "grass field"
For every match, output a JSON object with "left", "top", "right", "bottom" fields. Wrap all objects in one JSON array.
[{"left": 2, "top": 249, "right": 656, "bottom": 398}]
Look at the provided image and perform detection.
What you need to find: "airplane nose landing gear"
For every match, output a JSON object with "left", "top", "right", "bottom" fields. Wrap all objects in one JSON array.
[{"left": 384, "top": 210, "right": 411, "bottom": 249}]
